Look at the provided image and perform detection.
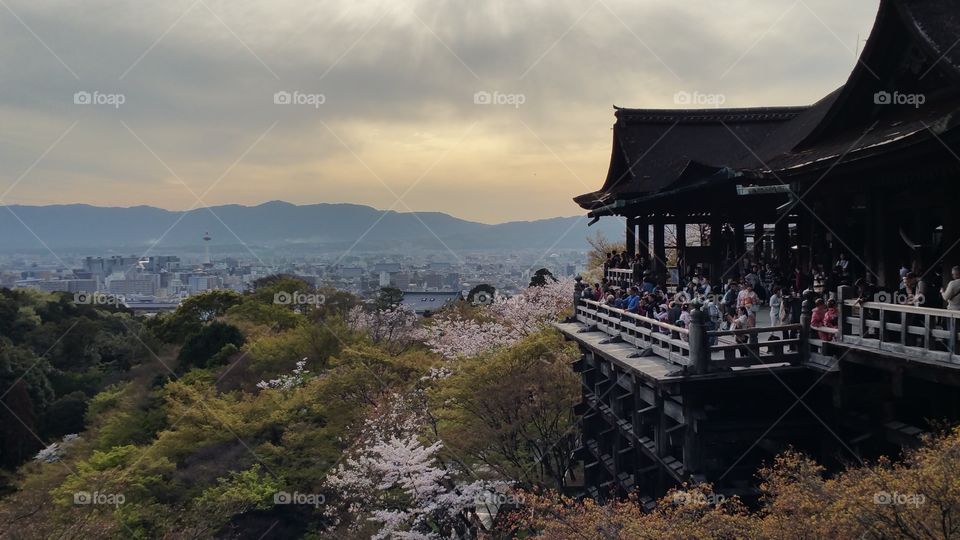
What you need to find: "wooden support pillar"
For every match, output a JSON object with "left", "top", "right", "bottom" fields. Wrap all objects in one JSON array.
[
  {"left": 682, "top": 394, "right": 703, "bottom": 476},
  {"left": 653, "top": 220, "right": 666, "bottom": 274},
  {"left": 799, "top": 288, "right": 814, "bottom": 365},
  {"left": 710, "top": 220, "right": 723, "bottom": 283},
  {"left": 625, "top": 217, "right": 637, "bottom": 257},
  {"left": 637, "top": 218, "right": 650, "bottom": 262},
  {"left": 676, "top": 222, "right": 687, "bottom": 280},
  {"left": 796, "top": 209, "right": 812, "bottom": 274},
  {"left": 754, "top": 222, "right": 765, "bottom": 261},
  {"left": 807, "top": 209, "right": 822, "bottom": 271},
  {"left": 710, "top": 220, "right": 722, "bottom": 249},
  {"left": 775, "top": 221, "right": 789, "bottom": 266},
  {"left": 689, "top": 307, "right": 710, "bottom": 374},
  {"left": 734, "top": 223, "right": 746, "bottom": 271},
  {"left": 653, "top": 392, "right": 667, "bottom": 495}
]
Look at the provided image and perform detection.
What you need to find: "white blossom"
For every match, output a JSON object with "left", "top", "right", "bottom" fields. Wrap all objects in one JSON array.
[
  {"left": 33, "top": 434, "right": 79, "bottom": 463},
  {"left": 324, "top": 394, "right": 507, "bottom": 538},
  {"left": 256, "top": 358, "right": 310, "bottom": 390},
  {"left": 423, "top": 278, "right": 573, "bottom": 359}
]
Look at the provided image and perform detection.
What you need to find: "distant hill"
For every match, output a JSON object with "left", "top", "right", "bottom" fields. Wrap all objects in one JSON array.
[{"left": 0, "top": 201, "right": 626, "bottom": 253}]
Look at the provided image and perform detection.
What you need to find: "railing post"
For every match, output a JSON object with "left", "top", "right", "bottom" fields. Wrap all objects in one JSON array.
[
  {"left": 689, "top": 304, "right": 710, "bottom": 374},
  {"left": 573, "top": 275, "right": 584, "bottom": 321},
  {"left": 837, "top": 285, "right": 852, "bottom": 342},
  {"left": 799, "top": 288, "right": 814, "bottom": 364}
]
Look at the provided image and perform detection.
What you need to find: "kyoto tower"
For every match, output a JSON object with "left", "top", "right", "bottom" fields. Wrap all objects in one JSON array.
[{"left": 202, "top": 231, "right": 212, "bottom": 264}]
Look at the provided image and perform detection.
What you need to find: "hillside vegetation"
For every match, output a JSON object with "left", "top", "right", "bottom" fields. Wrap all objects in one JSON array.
[{"left": 0, "top": 276, "right": 958, "bottom": 539}]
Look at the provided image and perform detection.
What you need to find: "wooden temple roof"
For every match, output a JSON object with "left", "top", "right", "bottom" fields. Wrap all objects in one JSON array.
[
  {"left": 573, "top": 107, "right": 805, "bottom": 211},
  {"left": 577, "top": 0, "right": 960, "bottom": 216}
]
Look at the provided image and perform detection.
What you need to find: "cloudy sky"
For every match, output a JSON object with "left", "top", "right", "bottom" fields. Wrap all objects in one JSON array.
[{"left": 0, "top": 0, "right": 879, "bottom": 223}]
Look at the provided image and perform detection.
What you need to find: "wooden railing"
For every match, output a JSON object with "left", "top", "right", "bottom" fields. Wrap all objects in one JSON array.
[
  {"left": 573, "top": 279, "right": 960, "bottom": 373},
  {"left": 838, "top": 290, "right": 960, "bottom": 364},
  {"left": 707, "top": 324, "right": 802, "bottom": 367},
  {"left": 605, "top": 268, "right": 634, "bottom": 288},
  {"left": 576, "top": 299, "right": 691, "bottom": 365},
  {"left": 574, "top": 298, "right": 801, "bottom": 370}
]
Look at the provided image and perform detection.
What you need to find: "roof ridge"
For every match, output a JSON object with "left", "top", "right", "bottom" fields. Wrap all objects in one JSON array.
[{"left": 614, "top": 106, "right": 810, "bottom": 123}]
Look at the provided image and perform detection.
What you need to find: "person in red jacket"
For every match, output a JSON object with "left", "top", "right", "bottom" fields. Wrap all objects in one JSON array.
[
  {"left": 811, "top": 298, "right": 829, "bottom": 341},
  {"left": 822, "top": 299, "right": 839, "bottom": 341}
]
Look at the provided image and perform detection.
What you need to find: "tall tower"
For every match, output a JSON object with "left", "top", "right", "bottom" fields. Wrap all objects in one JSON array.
[{"left": 202, "top": 231, "right": 212, "bottom": 265}]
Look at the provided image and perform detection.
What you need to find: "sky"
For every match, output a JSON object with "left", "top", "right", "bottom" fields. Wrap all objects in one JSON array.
[{"left": 0, "top": 0, "right": 880, "bottom": 224}]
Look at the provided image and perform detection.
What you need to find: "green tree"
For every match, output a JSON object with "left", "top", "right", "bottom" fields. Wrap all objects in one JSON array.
[
  {"left": 0, "top": 341, "right": 52, "bottom": 469},
  {"left": 41, "top": 391, "right": 88, "bottom": 438},
  {"left": 431, "top": 330, "right": 580, "bottom": 488},
  {"left": 529, "top": 268, "right": 557, "bottom": 288},
  {"left": 152, "top": 290, "right": 243, "bottom": 343},
  {"left": 177, "top": 321, "right": 246, "bottom": 371},
  {"left": 376, "top": 287, "right": 404, "bottom": 310}
]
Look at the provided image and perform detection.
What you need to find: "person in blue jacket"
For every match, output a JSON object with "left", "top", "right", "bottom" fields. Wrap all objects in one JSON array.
[{"left": 625, "top": 287, "right": 641, "bottom": 312}]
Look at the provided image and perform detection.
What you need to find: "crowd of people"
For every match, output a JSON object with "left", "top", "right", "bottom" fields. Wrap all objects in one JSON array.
[{"left": 590, "top": 251, "right": 960, "bottom": 347}]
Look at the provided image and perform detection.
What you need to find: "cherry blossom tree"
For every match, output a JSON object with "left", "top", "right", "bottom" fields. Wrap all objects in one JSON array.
[
  {"left": 423, "top": 278, "right": 573, "bottom": 359},
  {"left": 346, "top": 304, "right": 423, "bottom": 353},
  {"left": 324, "top": 394, "right": 508, "bottom": 538},
  {"left": 255, "top": 358, "right": 310, "bottom": 390}
]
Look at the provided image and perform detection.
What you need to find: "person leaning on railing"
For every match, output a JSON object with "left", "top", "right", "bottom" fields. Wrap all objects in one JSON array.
[
  {"left": 704, "top": 297, "right": 721, "bottom": 345},
  {"left": 811, "top": 298, "right": 837, "bottom": 342},
  {"left": 941, "top": 266, "right": 960, "bottom": 311},
  {"left": 624, "top": 287, "right": 641, "bottom": 313},
  {"left": 823, "top": 299, "right": 839, "bottom": 341},
  {"left": 725, "top": 307, "right": 752, "bottom": 356}
]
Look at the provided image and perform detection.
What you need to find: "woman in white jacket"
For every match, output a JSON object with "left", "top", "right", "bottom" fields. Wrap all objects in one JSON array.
[{"left": 768, "top": 286, "right": 782, "bottom": 327}]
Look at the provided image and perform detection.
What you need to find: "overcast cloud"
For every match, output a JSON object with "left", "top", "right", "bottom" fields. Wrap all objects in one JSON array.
[{"left": 0, "top": 0, "right": 879, "bottom": 223}]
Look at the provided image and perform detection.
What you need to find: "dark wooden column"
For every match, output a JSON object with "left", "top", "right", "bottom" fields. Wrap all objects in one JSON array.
[
  {"left": 676, "top": 222, "right": 686, "bottom": 251},
  {"left": 710, "top": 219, "right": 722, "bottom": 249},
  {"left": 653, "top": 218, "right": 666, "bottom": 273},
  {"left": 625, "top": 217, "right": 637, "bottom": 256},
  {"left": 807, "top": 211, "right": 821, "bottom": 272},
  {"left": 796, "top": 209, "right": 812, "bottom": 274},
  {"left": 710, "top": 219, "right": 724, "bottom": 283},
  {"left": 775, "top": 221, "right": 789, "bottom": 267},
  {"left": 754, "top": 222, "right": 765, "bottom": 261},
  {"left": 676, "top": 222, "right": 686, "bottom": 279},
  {"left": 734, "top": 222, "right": 746, "bottom": 267},
  {"left": 637, "top": 217, "right": 650, "bottom": 261}
]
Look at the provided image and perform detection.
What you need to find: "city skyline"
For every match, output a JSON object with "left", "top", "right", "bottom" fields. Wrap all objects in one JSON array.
[{"left": 0, "top": 0, "right": 879, "bottom": 223}]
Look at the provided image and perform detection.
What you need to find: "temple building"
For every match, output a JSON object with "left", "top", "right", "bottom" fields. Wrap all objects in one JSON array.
[
  {"left": 559, "top": 0, "right": 960, "bottom": 503},
  {"left": 576, "top": 0, "right": 960, "bottom": 288}
]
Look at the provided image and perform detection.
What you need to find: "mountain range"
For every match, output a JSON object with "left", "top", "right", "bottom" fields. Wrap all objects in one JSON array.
[{"left": 0, "top": 201, "right": 624, "bottom": 253}]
